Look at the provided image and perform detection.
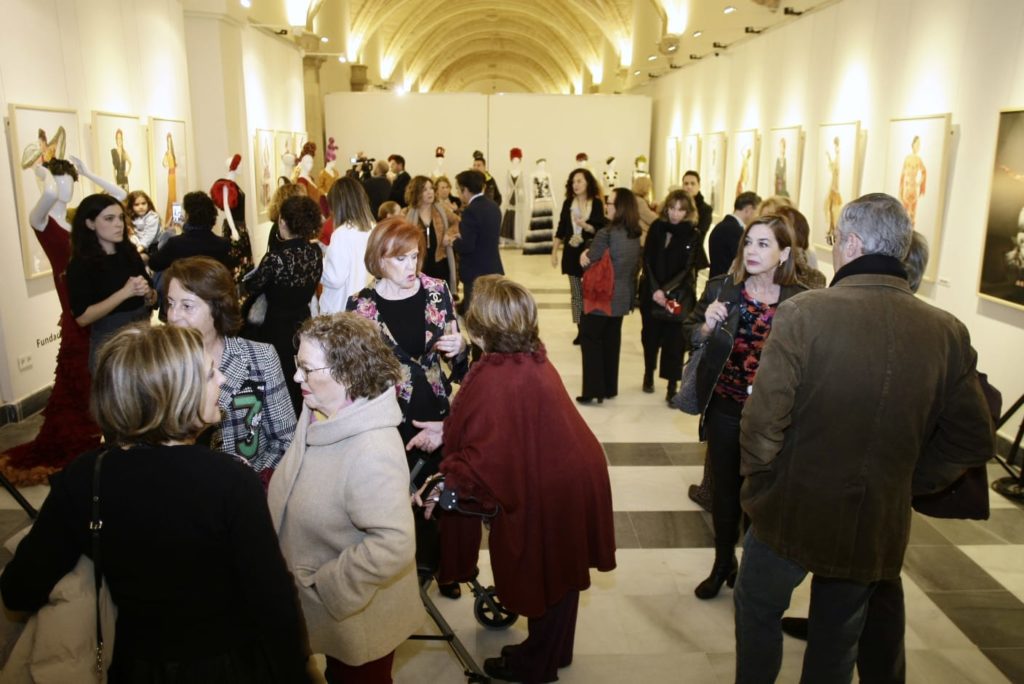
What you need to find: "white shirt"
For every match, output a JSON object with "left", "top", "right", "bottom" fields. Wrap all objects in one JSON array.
[{"left": 319, "top": 223, "right": 371, "bottom": 314}]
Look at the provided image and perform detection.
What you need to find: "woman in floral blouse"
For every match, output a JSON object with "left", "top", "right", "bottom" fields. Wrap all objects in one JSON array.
[{"left": 348, "top": 217, "right": 468, "bottom": 598}]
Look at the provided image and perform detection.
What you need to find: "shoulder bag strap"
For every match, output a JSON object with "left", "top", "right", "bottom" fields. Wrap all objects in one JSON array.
[{"left": 91, "top": 449, "right": 107, "bottom": 681}]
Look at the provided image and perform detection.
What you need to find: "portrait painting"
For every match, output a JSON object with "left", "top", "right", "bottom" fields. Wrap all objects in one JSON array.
[
  {"left": 979, "top": 108, "right": 1024, "bottom": 309},
  {"left": 731, "top": 129, "right": 760, "bottom": 205},
  {"left": 148, "top": 118, "right": 188, "bottom": 227},
  {"left": 813, "top": 121, "right": 861, "bottom": 250},
  {"left": 701, "top": 132, "right": 727, "bottom": 218},
  {"left": 666, "top": 136, "right": 680, "bottom": 192},
  {"left": 92, "top": 111, "right": 150, "bottom": 195},
  {"left": 762, "top": 126, "right": 804, "bottom": 204},
  {"left": 254, "top": 128, "right": 275, "bottom": 216},
  {"left": 884, "top": 114, "right": 952, "bottom": 283},
  {"left": 7, "top": 104, "right": 83, "bottom": 279},
  {"left": 683, "top": 134, "right": 701, "bottom": 178}
]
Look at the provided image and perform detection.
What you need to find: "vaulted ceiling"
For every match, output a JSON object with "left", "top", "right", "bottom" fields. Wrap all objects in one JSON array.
[{"left": 251, "top": 0, "right": 827, "bottom": 93}]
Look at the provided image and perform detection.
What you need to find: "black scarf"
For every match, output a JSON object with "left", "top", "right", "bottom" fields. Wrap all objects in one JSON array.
[{"left": 830, "top": 253, "right": 907, "bottom": 287}]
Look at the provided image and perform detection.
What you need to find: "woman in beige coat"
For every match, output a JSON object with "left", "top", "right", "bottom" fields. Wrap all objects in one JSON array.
[{"left": 268, "top": 313, "right": 422, "bottom": 684}]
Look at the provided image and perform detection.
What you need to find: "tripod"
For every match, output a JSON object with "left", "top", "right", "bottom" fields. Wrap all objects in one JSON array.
[{"left": 991, "top": 392, "right": 1024, "bottom": 502}]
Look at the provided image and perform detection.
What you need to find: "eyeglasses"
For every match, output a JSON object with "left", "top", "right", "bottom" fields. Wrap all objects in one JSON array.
[{"left": 293, "top": 356, "right": 330, "bottom": 380}]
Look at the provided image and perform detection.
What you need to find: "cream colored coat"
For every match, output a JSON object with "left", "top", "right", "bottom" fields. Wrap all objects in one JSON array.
[{"left": 267, "top": 390, "right": 422, "bottom": 666}]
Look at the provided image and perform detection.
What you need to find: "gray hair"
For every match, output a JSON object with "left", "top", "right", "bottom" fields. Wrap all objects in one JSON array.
[
  {"left": 903, "top": 231, "right": 929, "bottom": 293},
  {"left": 836, "top": 193, "right": 912, "bottom": 260}
]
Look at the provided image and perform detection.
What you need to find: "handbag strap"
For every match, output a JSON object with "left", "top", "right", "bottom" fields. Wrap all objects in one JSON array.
[{"left": 91, "top": 449, "right": 107, "bottom": 680}]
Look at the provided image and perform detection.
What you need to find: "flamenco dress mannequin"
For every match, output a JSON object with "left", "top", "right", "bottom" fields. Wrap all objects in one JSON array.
[
  {"left": 211, "top": 154, "right": 253, "bottom": 282},
  {"left": 602, "top": 157, "right": 619, "bottom": 203},
  {"left": 525, "top": 158, "right": 554, "bottom": 255},
  {"left": 296, "top": 142, "right": 329, "bottom": 219},
  {"left": 0, "top": 156, "right": 126, "bottom": 485},
  {"left": 500, "top": 148, "right": 523, "bottom": 243}
]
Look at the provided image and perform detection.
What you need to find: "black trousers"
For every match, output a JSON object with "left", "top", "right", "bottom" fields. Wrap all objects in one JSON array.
[
  {"left": 639, "top": 306, "right": 685, "bottom": 380},
  {"left": 505, "top": 590, "right": 580, "bottom": 684},
  {"left": 579, "top": 314, "right": 623, "bottom": 399},
  {"left": 857, "top": 577, "right": 906, "bottom": 683},
  {"left": 705, "top": 394, "right": 745, "bottom": 552}
]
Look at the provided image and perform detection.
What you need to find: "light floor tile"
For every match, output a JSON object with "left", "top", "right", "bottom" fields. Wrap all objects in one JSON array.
[
  {"left": 960, "top": 545, "right": 1024, "bottom": 605},
  {"left": 609, "top": 466, "right": 704, "bottom": 511}
]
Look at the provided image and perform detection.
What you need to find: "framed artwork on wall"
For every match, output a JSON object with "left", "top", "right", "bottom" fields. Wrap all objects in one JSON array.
[
  {"left": 275, "top": 130, "right": 296, "bottom": 182},
  {"left": 254, "top": 128, "right": 275, "bottom": 217},
  {"left": 979, "top": 108, "right": 1024, "bottom": 310},
  {"left": 732, "top": 129, "right": 760, "bottom": 204},
  {"left": 666, "top": 136, "right": 680, "bottom": 193},
  {"left": 91, "top": 111, "right": 150, "bottom": 196},
  {"left": 763, "top": 126, "right": 804, "bottom": 204},
  {"left": 701, "top": 131, "right": 727, "bottom": 218},
  {"left": 884, "top": 114, "right": 952, "bottom": 283},
  {"left": 6, "top": 104, "right": 83, "bottom": 280},
  {"left": 813, "top": 121, "right": 861, "bottom": 250},
  {"left": 148, "top": 118, "right": 188, "bottom": 227},
  {"left": 683, "top": 134, "right": 701, "bottom": 177}
]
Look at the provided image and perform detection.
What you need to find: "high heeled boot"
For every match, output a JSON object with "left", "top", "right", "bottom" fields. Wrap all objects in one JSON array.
[
  {"left": 694, "top": 549, "right": 738, "bottom": 600},
  {"left": 642, "top": 369, "right": 654, "bottom": 393},
  {"left": 666, "top": 379, "right": 678, "bottom": 403}
]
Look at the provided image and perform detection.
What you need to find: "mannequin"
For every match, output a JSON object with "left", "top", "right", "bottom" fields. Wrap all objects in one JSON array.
[
  {"left": 575, "top": 152, "right": 590, "bottom": 170},
  {"left": 602, "top": 156, "right": 619, "bottom": 201},
  {"left": 317, "top": 136, "right": 340, "bottom": 196},
  {"left": 633, "top": 155, "right": 652, "bottom": 202},
  {"left": 211, "top": 154, "right": 253, "bottom": 281},
  {"left": 500, "top": 147, "right": 523, "bottom": 243},
  {"left": 434, "top": 146, "right": 446, "bottom": 177},
  {"left": 0, "top": 154, "right": 126, "bottom": 484},
  {"left": 281, "top": 138, "right": 297, "bottom": 183},
  {"left": 525, "top": 158, "right": 554, "bottom": 255},
  {"left": 296, "top": 141, "right": 329, "bottom": 218}
]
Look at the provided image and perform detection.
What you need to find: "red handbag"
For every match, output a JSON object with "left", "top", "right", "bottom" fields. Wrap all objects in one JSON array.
[{"left": 582, "top": 251, "right": 614, "bottom": 315}]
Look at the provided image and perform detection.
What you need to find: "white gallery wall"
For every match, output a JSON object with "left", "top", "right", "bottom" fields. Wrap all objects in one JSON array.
[{"left": 636, "top": 0, "right": 1024, "bottom": 438}]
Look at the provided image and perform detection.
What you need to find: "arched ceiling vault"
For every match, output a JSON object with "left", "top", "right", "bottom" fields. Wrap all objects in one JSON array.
[{"left": 430, "top": 52, "right": 563, "bottom": 93}]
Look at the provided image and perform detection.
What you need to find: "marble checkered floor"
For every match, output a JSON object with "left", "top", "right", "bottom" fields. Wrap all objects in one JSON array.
[{"left": 0, "top": 249, "right": 1021, "bottom": 683}]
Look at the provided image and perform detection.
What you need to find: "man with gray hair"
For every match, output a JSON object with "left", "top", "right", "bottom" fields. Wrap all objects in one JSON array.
[{"left": 732, "top": 193, "right": 994, "bottom": 682}]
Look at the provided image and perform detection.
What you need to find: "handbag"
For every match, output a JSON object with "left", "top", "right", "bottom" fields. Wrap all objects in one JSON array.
[
  {"left": 582, "top": 250, "right": 614, "bottom": 315},
  {"left": 243, "top": 293, "right": 267, "bottom": 326},
  {"left": 670, "top": 344, "right": 705, "bottom": 415}
]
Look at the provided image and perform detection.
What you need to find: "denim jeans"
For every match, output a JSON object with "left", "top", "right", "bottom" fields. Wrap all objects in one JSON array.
[{"left": 734, "top": 530, "right": 877, "bottom": 684}]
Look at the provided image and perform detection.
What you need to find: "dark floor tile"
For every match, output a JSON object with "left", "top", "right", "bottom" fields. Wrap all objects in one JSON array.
[
  {"left": 613, "top": 511, "right": 640, "bottom": 549},
  {"left": 603, "top": 443, "right": 671, "bottom": 466},
  {"left": 927, "top": 590, "right": 1024, "bottom": 648},
  {"left": 629, "top": 511, "right": 714, "bottom": 549},
  {"left": 981, "top": 647, "right": 1024, "bottom": 683},
  {"left": 927, "top": 517, "right": 1007, "bottom": 546},
  {"left": 906, "top": 514, "right": 949, "bottom": 546},
  {"left": 982, "top": 508, "right": 1024, "bottom": 544},
  {"left": 902, "top": 546, "right": 1003, "bottom": 592},
  {"left": 666, "top": 442, "right": 707, "bottom": 466}
]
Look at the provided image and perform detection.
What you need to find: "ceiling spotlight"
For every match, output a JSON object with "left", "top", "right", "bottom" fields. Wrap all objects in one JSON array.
[
  {"left": 784, "top": 7, "right": 804, "bottom": 15},
  {"left": 693, "top": 30, "right": 703, "bottom": 38},
  {"left": 713, "top": 42, "right": 729, "bottom": 49},
  {"left": 633, "top": 70, "right": 641, "bottom": 76},
  {"left": 744, "top": 27, "right": 763, "bottom": 34},
  {"left": 689, "top": 54, "right": 703, "bottom": 60},
  {"left": 320, "top": 36, "right": 329, "bottom": 43},
  {"left": 239, "top": 0, "right": 251, "bottom": 7},
  {"left": 647, "top": 54, "right": 658, "bottom": 62},
  {"left": 724, "top": 6, "right": 736, "bottom": 14},
  {"left": 337, "top": 56, "right": 347, "bottom": 63}
]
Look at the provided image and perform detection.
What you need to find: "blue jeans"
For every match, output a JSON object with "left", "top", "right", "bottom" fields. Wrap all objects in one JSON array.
[{"left": 734, "top": 530, "right": 877, "bottom": 684}]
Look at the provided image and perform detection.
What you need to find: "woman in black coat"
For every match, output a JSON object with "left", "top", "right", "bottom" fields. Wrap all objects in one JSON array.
[
  {"left": 640, "top": 189, "right": 708, "bottom": 400},
  {"left": 550, "top": 168, "right": 607, "bottom": 342}
]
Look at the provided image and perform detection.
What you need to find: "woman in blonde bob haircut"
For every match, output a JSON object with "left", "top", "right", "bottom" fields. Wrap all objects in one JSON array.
[
  {"left": 92, "top": 323, "right": 216, "bottom": 445},
  {"left": 465, "top": 275, "right": 540, "bottom": 354}
]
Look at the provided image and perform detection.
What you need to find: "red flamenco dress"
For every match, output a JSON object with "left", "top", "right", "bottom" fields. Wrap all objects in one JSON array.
[{"left": 0, "top": 218, "right": 101, "bottom": 485}]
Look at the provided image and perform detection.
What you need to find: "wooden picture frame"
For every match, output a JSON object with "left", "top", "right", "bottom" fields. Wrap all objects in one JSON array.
[{"left": 148, "top": 117, "right": 187, "bottom": 227}]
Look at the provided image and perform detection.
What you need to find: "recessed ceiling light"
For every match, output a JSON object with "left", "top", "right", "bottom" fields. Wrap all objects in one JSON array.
[
  {"left": 633, "top": 70, "right": 641, "bottom": 76},
  {"left": 337, "top": 56, "right": 347, "bottom": 63},
  {"left": 724, "top": 6, "right": 736, "bottom": 14},
  {"left": 320, "top": 36, "right": 328, "bottom": 43},
  {"left": 647, "top": 54, "right": 657, "bottom": 62},
  {"left": 239, "top": 0, "right": 251, "bottom": 7},
  {"left": 693, "top": 30, "right": 703, "bottom": 38}
]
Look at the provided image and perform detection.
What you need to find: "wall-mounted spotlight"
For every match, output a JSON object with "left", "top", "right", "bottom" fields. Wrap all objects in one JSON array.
[
  {"left": 744, "top": 27, "right": 763, "bottom": 34},
  {"left": 693, "top": 30, "right": 703, "bottom": 38},
  {"left": 712, "top": 42, "right": 729, "bottom": 49},
  {"left": 689, "top": 54, "right": 703, "bottom": 60},
  {"left": 784, "top": 7, "right": 804, "bottom": 15}
]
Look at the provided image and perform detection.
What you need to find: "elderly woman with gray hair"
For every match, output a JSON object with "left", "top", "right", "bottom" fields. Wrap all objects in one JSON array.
[{"left": 268, "top": 313, "right": 421, "bottom": 684}]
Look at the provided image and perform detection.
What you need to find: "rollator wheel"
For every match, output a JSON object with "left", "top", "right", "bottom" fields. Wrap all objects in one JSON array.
[{"left": 473, "top": 586, "right": 518, "bottom": 629}]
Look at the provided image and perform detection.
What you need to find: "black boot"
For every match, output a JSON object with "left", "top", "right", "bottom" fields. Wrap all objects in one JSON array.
[
  {"left": 642, "top": 370, "right": 654, "bottom": 393},
  {"left": 694, "top": 550, "right": 738, "bottom": 600},
  {"left": 666, "top": 380, "right": 678, "bottom": 403}
]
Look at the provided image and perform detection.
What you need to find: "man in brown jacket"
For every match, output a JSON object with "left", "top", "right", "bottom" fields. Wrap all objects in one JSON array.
[{"left": 733, "top": 193, "right": 994, "bottom": 683}]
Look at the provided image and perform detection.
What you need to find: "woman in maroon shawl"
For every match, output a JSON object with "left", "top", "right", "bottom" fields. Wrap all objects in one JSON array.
[{"left": 417, "top": 274, "right": 616, "bottom": 684}]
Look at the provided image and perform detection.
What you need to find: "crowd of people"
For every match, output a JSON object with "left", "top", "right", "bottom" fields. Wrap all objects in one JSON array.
[{"left": 0, "top": 147, "right": 997, "bottom": 684}]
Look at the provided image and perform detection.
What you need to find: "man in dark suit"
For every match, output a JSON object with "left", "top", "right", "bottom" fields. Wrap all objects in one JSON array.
[
  {"left": 707, "top": 191, "right": 761, "bottom": 277},
  {"left": 449, "top": 169, "right": 504, "bottom": 311},
  {"left": 388, "top": 154, "right": 411, "bottom": 207}
]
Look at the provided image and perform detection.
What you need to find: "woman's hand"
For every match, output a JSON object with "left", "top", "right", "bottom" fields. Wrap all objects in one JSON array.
[
  {"left": 406, "top": 419, "right": 444, "bottom": 453},
  {"left": 550, "top": 248, "right": 559, "bottom": 269},
  {"left": 412, "top": 474, "right": 444, "bottom": 519},
  {"left": 121, "top": 275, "right": 149, "bottom": 300},
  {"left": 579, "top": 251, "right": 591, "bottom": 268},
  {"left": 701, "top": 301, "right": 730, "bottom": 336},
  {"left": 652, "top": 289, "right": 667, "bottom": 306},
  {"left": 436, "top": 320, "right": 466, "bottom": 358},
  {"left": 580, "top": 221, "right": 594, "bottom": 234}
]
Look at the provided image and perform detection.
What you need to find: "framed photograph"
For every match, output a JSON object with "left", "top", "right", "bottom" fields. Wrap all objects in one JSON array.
[
  {"left": 683, "top": 134, "right": 701, "bottom": 177},
  {"left": 666, "top": 136, "right": 680, "bottom": 192},
  {"left": 275, "top": 130, "right": 296, "bottom": 182},
  {"left": 884, "top": 114, "right": 952, "bottom": 283},
  {"left": 701, "top": 131, "right": 727, "bottom": 217},
  {"left": 91, "top": 111, "right": 150, "bottom": 196},
  {"left": 254, "top": 129, "right": 275, "bottom": 217},
  {"left": 813, "top": 121, "right": 861, "bottom": 250},
  {"left": 6, "top": 104, "right": 83, "bottom": 280},
  {"left": 732, "top": 129, "right": 760, "bottom": 205},
  {"left": 148, "top": 118, "right": 188, "bottom": 227},
  {"left": 762, "top": 126, "right": 804, "bottom": 204},
  {"left": 979, "top": 108, "right": 1024, "bottom": 310}
]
